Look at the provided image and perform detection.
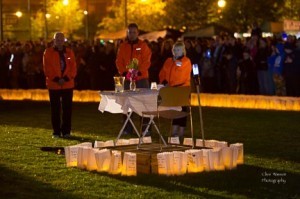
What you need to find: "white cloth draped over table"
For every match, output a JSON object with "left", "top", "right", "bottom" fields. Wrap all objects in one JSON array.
[
  {"left": 98, "top": 88, "right": 181, "bottom": 117},
  {"left": 99, "top": 89, "right": 158, "bottom": 116},
  {"left": 98, "top": 88, "right": 181, "bottom": 144}
]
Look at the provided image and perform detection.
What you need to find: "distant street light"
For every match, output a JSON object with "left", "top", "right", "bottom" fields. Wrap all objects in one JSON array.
[
  {"left": 45, "top": 13, "right": 51, "bottom": 18},
  {"left": 218, "top": 0, "right": 226, "bottom": 8},
  {"left": 63, "top": 0, "right": 69, "bottom": 6},
  {"left": 15, "top": 11, "right": 23, "bottom": 18}
]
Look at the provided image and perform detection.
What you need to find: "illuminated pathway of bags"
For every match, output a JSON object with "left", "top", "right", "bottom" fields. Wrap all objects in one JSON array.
[{"left": 64, "top": 138, "right": 244, "bottom": 176}]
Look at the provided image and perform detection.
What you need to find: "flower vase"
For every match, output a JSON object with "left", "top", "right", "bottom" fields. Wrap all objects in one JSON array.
[{"left": 130, "top": 80, "right": 136, "bottom": 91}]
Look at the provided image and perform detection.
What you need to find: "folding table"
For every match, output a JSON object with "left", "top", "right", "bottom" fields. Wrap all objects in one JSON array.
[{"left": 98, "top": 89, "right": 159, "bottom": 145}]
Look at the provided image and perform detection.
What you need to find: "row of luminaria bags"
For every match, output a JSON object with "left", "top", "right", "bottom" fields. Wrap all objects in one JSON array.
[{"left": 64, "top": 138, "right": 243, "bottom": 176}]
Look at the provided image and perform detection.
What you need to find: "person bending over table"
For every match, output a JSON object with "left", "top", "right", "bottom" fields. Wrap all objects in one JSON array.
[{"left": 159, "top": 41, "right": 192, "bottom": 139}]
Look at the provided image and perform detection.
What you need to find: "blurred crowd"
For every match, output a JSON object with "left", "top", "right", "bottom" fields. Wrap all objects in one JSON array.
[{"left": 0, "top": 33, "right": 300, "bottom": 97}]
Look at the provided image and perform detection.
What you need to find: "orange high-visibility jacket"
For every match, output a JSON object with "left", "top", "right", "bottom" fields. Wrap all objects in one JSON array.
[
  {"left": 159, "top": 56, "right": 191, "bottom": 87},
  {"left": 43, "top": 47, "right": 77, "bottom": 90},
  {"left": 115, "top": 39, "right": 151, "bottom": 80}
]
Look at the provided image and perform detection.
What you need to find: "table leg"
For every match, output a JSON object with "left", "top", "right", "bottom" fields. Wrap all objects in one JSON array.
[{"left": 115, "top": 112, "right": 140, "bottom": 146}]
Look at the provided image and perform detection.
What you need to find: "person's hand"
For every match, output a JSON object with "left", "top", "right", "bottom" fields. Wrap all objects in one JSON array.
[
  {"left": 52, "top": 76, "right": 60, "bottom": 82},
  {"left": 63, "top": 76, "right": 70, "bottom": 82},
  {"left": 58, "top": 78, "right": 65, "bottom": 86},
  {"left": 162, "top": 80, "right": 168, "bottom": 86}
]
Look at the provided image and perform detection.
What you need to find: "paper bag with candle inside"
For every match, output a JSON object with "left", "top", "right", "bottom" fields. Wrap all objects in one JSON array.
[
  {"left": 168, "top": 137, "right": 180, "bottom": 145},
  {"left": 129, "top": 138, "right": 139, "bottom": 145},
  {"left": 202, "top": 149, "right": 212, "bottom": 171},
  {"left": 208, "top": 148, "right": 224, "bottom": 171},
  {"left": 116, "top": 139, "right": 130, "bottom": 146},
  {"left": 183, "top": 138, "right": 194, "bottom": 146},
  {"left": 94, "top": 140, "right": 114, "bottom": 148},
  {"left": 109, "top": 150, "right": 122, "bottom": 175},
  {"left": 64, "top": 142, "right": 92, "bottom": 167},
  {"left": 86, "top": 148, "right": 98, "bottom": 171},
  {"left": 95, "top": 149, "right": 111, "bottom": 172},
  {"left": 221, "top": 146, "right": 239, "bottom": 169},
  {"left": 77, "top": 146, "right": 91, "bottom": 170},
  {"left": 173, "top": 151, "right": 187, "bottom": 175},
  {"left": 142, "top": 136, "right": 152, "bottom": 143},
  {"left": 230, "top": 143, "right": 244, "bottom": 164},
  {"left": 64, "top": 145, "right": 79, "bottom": 167},
  {"left": 186, "top": 149, "right": 204, "bottom": 173},
  {"left": 157, "top": 152, "right": 174, "bottom": 175},
  {"left": 121, "top": 152, "right": 137, "bottom": 176}
]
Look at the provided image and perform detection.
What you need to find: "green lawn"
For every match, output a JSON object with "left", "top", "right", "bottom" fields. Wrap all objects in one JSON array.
[{"left": 0, "top": 100, "right": 299, "bottom": 199}]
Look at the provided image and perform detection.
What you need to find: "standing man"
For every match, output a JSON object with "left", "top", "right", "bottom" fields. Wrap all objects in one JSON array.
[
  {"left": 116, "top": 23, "right": 152, "bottom": 134},
  {"left": 43, "top": 32, "right": 77, "bottom": 138}
]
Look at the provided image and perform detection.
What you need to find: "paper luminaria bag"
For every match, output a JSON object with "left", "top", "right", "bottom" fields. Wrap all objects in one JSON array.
[
  {"left": 121, "top": 152, "right": 137, "bottom": 176},
  {"left": 172, "top": 151, "right": 188, "bottom": 175},
  {"left": 157, "top": 152, "right": 174, "bottom": 175},
  {"left": 230, "top": 143, "right": 244, "bottom": 164},
  {"left": 77, "top": 147, "right": 91, "bottom": 169},
  {"left": 86, "top": 148, "right": 99, "bottom": 171},
  {"left": 168, "top": 137, "right": 180, "bottom": 145},
  {"left": 64, "top": 145, "right": 79, "bottom": 167},
  {"left": 95, "top": 149, "right": 111, "bottom": 172},
  {"left": 186, "top": 149, "right": 204, "bottom": 173},
  {"left": 183, "top": 138, "right": 194, "bottom": 146},
  {"left": 94, "top": 140, "right": 114, "bottom": 148},
  {"left": 64, "top": 142, "right": 93, "bottom": 167},
  {"left": 109, "top": 150, "right": 123, "bottom": 175}
]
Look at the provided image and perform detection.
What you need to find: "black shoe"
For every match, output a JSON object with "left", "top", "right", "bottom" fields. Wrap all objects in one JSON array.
[{"left": 62, "top": 134, "right": 71, "bottom": 138}]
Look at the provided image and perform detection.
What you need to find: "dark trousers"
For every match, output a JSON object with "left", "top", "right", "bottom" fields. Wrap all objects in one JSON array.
[
  {"left": 49, "top": 89, "right": 73, "bottom": 136},
  {"left": 172, "top": 106, "right": 188, "bottom": 127}
]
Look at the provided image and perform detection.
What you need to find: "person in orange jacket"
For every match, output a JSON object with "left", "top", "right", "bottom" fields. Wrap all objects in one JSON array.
[
  {"left": 115, "top": 23, "right": 152, "bottom": 135},
  {"left": 116, "top": 23, "right": 152, "bottom": 85},
  {"left": 43, "top": 32, "right": 77, "bottom": 138},
  {"left": 159, "top": 41, "right": 192, "bottom": 139}
]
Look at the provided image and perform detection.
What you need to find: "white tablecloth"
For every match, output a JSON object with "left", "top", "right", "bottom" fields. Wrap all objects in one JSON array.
[{"left": 98, "top": 89, "right": 159, "bottom": 116}]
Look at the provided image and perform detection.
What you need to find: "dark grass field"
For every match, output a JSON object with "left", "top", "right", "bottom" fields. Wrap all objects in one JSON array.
[{"left": 0, "top": 100, "right": 299, "bottom": 198}]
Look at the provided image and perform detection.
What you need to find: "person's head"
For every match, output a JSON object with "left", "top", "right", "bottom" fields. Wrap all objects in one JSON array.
[
  {"left": 243, "top": 48, "right": 250, "bottom": 60},
  {"left": 127, "top": 23, "right": 139, "bottom": 41},
  {"left": 53, "top": 32, "right": 65, "bottom": 50},
  {"left": 172, "top": 41, "right": 186, "bottom": 58}
]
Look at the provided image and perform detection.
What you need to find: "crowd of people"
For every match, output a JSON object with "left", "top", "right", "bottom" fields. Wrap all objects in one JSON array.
[{"left": 0, "top": 32, "right": 299, "bottom": 97}]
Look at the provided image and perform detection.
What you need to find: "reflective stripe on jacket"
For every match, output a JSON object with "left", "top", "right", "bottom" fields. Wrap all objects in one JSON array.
[
  {"left": 115, "top": 39, "right": 151, "bottom": 80},
  {"left": 159, "top": 56, "right": 191, "bottom": 87},
  {"left": 43, "top": 47, "right": 77, "bottom": 90}
]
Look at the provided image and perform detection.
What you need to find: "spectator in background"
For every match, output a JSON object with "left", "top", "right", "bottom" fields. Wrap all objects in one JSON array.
[
  {"left": 220, "top": 48, "right": 238, "bottom": 94},
  {"left": 251, "top": 22, "right": 262, "bottom": 38},
  {"left": 268, "top": 41, "right": 286, "bottom": 96},
  {"left": 100, "top": 42, "right": 117, "bottom": 90},
  {"left": 87, "top": 44, "right": 102, "bottom": 90},
  {"left": 0, "top": 46, "right": 9, "bottom": 88},
  {"left": 237, "top": 49, "right": 258, "bottom": 94},
  {"left": 161, "top": 38, "right": 174, "bottom": 62},
  {"left": 43, "top": 32, "right": 77, "bottom": 138},
  {"left": 149, "top": 41, "right": 163, "bottom": 83},
  {"left": 284, "top": 38, "right": 300, "bottom": 97},
  {"left": 255, "top": 38, "right": 273, "bottom": 95}
]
